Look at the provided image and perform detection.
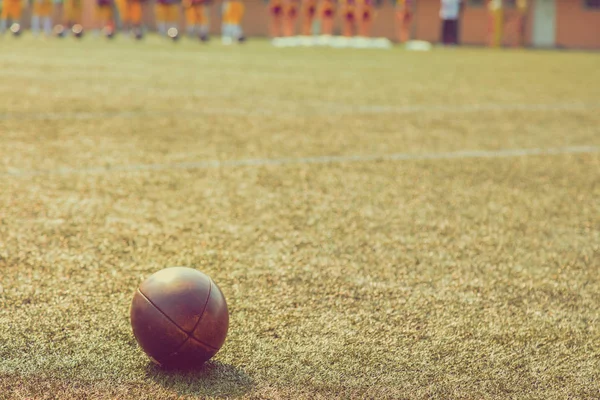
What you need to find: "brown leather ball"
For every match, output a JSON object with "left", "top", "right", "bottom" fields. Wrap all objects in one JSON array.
[{"left": 130, "top": 267, "right": 229, "bottom": 368}]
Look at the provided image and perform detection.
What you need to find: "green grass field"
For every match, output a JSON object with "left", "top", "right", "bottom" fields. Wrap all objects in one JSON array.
[{"left": 1, "top": 35, "right": 599, "bottom": 399}]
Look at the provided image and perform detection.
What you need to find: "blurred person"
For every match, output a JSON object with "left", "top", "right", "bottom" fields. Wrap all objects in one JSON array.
[
  {"left": 116, "top": 0, "right": 130, "bottom": 33},
  {"left": 52, "top": 0, "right": 64, "bottom": 29},
  {"left": 282, "top": 0, "right": 299, "bottom": 36},
  {"left": 184, "top": 0, "right": 205, "bottom": 39},
  {"left": 319, "top": 0, "right": 336, "bottom": 36},
  {"left": 117, "top": 0, "right": 145, "bottom": 35},
  {"left": 0, "top": 0, "right": 23, "bottom": 34},
  {"left": 268, "top": 0, "right": 283, "bottom": 37},
  {"left": 129, "top": 0, "right": 146, "bottom": 36},
  {"left": 439, "top": 0, "right": 460, "bottom": 45},
  {"left": 487, "top": 0, "right": 502, "bottom": 47},
  {"left": 301, "top": 0, "right": 317, "bottom": 36},
  {"left": 395, "top": 0, "right": 413, "bottom": 43},
  {"left": 31, "top": 0, "right": 53, "bottom": 36},
  {"left": 63, "top": 0, "right": 83, "bottom": 29},
  {"left": 221, "top": 0, "right": 244, "bottom": 43},
  {"left": 340, "top": 0, "right": 357, "bottom": 38},
  {"left": 200, "top": 0, "right": 212, "bottom": 39},
  {"left": 96, "top": 0, "right": 115, "bottom": 35},
  {"left": 185, "top": 0, "right": 211, "bottom": 40},
  {"left": 155, "top": 0, "right": 179, "bottom": 36},
  {"left": 512, "top": 0, "right": 527, "bottom": 47},
  {"left": 357, "top": 0, "right": 374, "bottom": 37}
]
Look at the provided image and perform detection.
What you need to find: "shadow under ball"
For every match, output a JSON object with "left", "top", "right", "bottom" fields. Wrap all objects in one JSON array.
[{"left": 130, "top": 267, "right": 229, "bottom": 368}]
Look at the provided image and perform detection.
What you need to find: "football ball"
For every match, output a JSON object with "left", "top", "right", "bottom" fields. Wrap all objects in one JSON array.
[
  {"left": 10, "top": 23, "right": 21, "bottom": 37},
  {"left": 72, "top": 24, "right": 84, "bottom": 38},
  {"left": 167, "top": 27, "right": 179, "bottom": 41},
  {"left": 130, "top": 267, "right": 229, "bottom": 368},
  {"left": 53, "top": 24, "right": 66, "bottom": 37}
]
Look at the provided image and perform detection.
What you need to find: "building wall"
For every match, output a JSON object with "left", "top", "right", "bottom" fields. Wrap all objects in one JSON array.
[
  {"left": 459, "top": 4, "right": 488, "bottom": 45},
  {"left": 76, "top": 0, "right": 599, "bottom": 49},
  {"left": 413, "top": 0, "right": 441, "bottom": 42},
  {"left": 556, "top": 0, "right": 600, "bottom": 49},
  {"left": 459, "top": 1, "right": 534, "bottom": 46}
]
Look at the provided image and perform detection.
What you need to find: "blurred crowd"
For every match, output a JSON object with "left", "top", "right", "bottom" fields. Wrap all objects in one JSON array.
[{"left": 0, "top": 0, "right": 528, "bottom": 48}]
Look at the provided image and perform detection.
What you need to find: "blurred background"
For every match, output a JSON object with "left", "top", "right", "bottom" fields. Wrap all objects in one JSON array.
[{"left": 3, "top": 0, "right": 600, "bottom": 49}]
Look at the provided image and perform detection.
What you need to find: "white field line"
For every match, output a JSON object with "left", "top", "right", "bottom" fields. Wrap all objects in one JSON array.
[
  {"left": 0, "top": 107, "right": 275, "bottom": 121},
  {"left": 314, "top": 101, "right": 600, "bottom": 114},
  {"left": 0, "top": 102, "right": 598, "bottom": 121},
  {"left": 3, "top": 146, "right": 598, "bottom": 178}
]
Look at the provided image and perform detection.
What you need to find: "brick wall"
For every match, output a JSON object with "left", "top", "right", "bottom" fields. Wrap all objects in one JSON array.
[{"left": 556, "top": 0, "right": 600, "bottom": 49}]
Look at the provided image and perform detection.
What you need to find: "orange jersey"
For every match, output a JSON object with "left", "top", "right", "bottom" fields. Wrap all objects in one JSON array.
[
  {"left": 222, "top": 1, "right": 244, "bottom": 24},
  {"left": 118, "top": 0, "right": 143, "bottom": 24},
  {"left": 185, "top": 4, "right": 206, "bottom": 25},
  {"left": 1, "top": 0, "right": 23, "bottom": 20},
  {"left": 96, "top": 4, "right": 113, "bottom": 22},
  {"left": 116, "top": 0, "right": 128, "bottom": 21},
  {"left": 33, "top": 0, "right": 53, "bottom": 16},
  {"left": 64, "top": 0, "right": 83, "bottom": 21},
  {"left": 155, "top": 3, "right": 178, "bottom": 22}
]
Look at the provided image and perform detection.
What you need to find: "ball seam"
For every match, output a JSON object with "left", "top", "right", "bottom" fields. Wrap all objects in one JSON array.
[
  {"left": 187, "top": 279, "right": 213, "bottom": 338},
  {"left": 136, "top": 285, "right": 219, "bottom": 356},
  {"left": 137, "top": 288, "right": 189, "bottom": 336}
]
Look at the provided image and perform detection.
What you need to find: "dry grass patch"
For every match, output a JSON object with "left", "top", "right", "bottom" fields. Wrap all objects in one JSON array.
[{"left": 0, "top": 37, "right": 599, "bottom": 399}]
